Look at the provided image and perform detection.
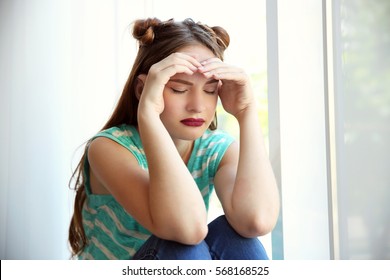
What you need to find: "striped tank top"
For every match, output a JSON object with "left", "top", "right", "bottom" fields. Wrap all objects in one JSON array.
[{"left": 79, "top": 124, "right": 234, "bottom": 259}]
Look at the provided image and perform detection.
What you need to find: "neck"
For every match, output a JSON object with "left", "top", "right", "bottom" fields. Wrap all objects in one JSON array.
[{"left": 174, "top": 139, "right": 194, "bottom": 163}]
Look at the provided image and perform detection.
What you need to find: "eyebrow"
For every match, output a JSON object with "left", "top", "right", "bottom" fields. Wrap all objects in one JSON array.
[{"left": 169, "top": 78, "right": 219, "bottom": 86}]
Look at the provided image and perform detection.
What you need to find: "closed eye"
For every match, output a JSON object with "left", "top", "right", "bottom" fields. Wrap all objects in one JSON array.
[
  {"left": 204, "top": 87, "right": 218, "bottom": 94},
  {"left": 170, "top": 88, "right": 187, "bottom": 94}
]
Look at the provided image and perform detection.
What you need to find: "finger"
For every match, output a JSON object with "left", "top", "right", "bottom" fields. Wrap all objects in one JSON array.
[
  {"left": 143, "top": 64, "right": 196, "bottom": 96},
  {"left": 152, "top": 59, "right": 197, "bottom": 74},
  {"left": 202, "top": 66, "right": 247, "bottom": 81},
  {"left": 168, "top": 52, "right": 203, "bottom": 70},
  {"left": 162, "top": 64, "right": 196, "bottom": 77},
  {"left": 200, "top": 57, "right": 222, "bottom": 65},
  {"left": 198, "top": 59, "right": 224, "bottom": 72},
  {"left": 149, "top": 58, "right": 198, "bottom": 79},
  {"left": 179, "top": 53, "right": 203, "bottom": 68},
  {"left": 198, "top": 61, "right": 246, "bottom": 79},
  {"left": 151, "top": 64, "right": 195, "bottom": 85}
]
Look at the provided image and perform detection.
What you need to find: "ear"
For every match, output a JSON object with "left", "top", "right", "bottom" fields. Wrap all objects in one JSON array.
[{"left": 135, "top": 74, "right": 147, "bottom": 100}]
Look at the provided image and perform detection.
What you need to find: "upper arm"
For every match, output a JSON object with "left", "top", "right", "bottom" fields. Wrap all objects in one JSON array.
[{"left": 87, "top": 137, "right": 154, "bottom": 232}]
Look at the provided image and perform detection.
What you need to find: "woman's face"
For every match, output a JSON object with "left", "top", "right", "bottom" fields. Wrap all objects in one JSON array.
[{"left": 160, "top": 44, "right": 219, "bottom": 141}]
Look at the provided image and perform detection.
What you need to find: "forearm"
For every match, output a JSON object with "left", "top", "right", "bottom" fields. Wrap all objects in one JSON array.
[
  {"left": 230, "top": 106, "right": 280, "bottom": 235},
  {"left": 138, "top": 110, "right": 207, "bottom": 242}
]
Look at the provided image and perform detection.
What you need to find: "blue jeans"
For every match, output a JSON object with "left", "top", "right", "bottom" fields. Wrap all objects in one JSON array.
[{"left": 132, "top": 215, "right": 269, "bottom": 260}]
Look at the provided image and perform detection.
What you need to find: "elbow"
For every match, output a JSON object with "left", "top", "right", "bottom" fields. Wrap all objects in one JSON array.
[
  {"left": 240, "top": 220, "right": 275, "bottom": 238},
  {"left": 236, "top": 211, "right": 279, "bottom": 238},
  {"left": 249, "top": 199, "right": 281, "bottom": 237},
  {"left": 156, "top": 220, "right": 208, "bottom": 245},
  {"left": 178, "top": 224, "right": 208, "bottom": 245},
  {"left": 250, "top": 217, "right": 277, "bottom": 237}
]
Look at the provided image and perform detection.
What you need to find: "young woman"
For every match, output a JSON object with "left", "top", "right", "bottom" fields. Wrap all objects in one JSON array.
[{"left": 68, "top": 17, "right": 280, "bottom": 260}]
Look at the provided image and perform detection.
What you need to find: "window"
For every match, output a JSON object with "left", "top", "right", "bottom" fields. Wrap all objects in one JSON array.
[{"left": 331, "top": 0, "right": 390, "bottom": 259}]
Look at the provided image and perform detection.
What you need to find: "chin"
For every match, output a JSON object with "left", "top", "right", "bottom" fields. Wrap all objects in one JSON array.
[
  {"left": 173, "top": 126, "right": 208, "bottom": 141},
  {"left": 181, "top": 131, "right": 205, "bottom": 141}
]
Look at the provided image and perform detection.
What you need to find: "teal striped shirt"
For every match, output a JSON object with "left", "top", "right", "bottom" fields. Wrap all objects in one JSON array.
[{"left": 79, "top": 124, "right": 234, "bottom": 259}]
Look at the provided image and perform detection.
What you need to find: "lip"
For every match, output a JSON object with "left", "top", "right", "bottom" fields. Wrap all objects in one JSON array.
[{"left": 180, "top": 118, "right": 205, "bottom": 127}]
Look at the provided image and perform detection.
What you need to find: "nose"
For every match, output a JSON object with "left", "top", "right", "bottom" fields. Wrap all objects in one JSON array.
[{"left": 186, "top": 90, "right": 205, "bottom": 113}]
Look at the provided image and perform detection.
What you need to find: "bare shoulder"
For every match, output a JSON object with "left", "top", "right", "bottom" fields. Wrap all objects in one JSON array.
[
  {"left": 89, "top": 136, "right": 132, "bottom": 157},
  {"left": 217, "top": 140, "right": 239, "bottom": 171},
  {"left": 87, "top": 136, "right": 148, "bottom": 195},
  {"left": 88, "top": 136, "right": 140, "bottom": 169}
]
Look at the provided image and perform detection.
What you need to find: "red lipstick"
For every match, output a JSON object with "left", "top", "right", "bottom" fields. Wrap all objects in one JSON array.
[{"left": 180, "top": 118, "right": 205, "bottom": 127}]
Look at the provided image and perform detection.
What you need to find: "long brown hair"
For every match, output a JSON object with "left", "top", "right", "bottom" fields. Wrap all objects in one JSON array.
[{"left": 68, "top": 18, "right": 230, "bottom": 257}]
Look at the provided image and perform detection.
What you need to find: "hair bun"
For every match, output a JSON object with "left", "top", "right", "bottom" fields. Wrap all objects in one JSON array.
[
  {"left": 211, "top": 26, "right": 230, "bottom": 50},
  {"left": 132, "top": 18, "right": 162, "bottom": 46}
]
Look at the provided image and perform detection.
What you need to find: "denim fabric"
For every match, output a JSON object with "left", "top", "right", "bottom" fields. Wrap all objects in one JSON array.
[{"left": 132, "top": 215, "right": 269, "bottom": 260}]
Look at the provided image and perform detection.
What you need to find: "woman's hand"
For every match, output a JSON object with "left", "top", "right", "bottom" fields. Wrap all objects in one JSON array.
[
  {"left": 198, "top": 58, "right": 256, "bottom": 119},
  {"left": 138, "top": 53, "right": 202, "bottom": 116}
]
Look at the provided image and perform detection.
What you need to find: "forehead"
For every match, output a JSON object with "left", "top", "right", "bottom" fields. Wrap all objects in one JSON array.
[{"left": 178, "top": 44, "right": 216, "bottom": 62}]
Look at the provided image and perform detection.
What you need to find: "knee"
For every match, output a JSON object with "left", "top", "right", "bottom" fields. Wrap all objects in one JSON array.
[
  {"left": 208, "top": 215, "right": 265, "bottom": 245},
  {"left": 208, "top": 215, "right": 237, "bottom": 235},
  {"left": 206, "top": 215, "right": 269, "bottom": 260},
  {"left": 160, "top": 239, "right": 211, "bottom": 260}
]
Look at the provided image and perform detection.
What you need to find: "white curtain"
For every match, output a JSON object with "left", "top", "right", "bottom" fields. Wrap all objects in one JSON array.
[
  {"left": 333, "top": 0, "right": 390, "bottom": 259},
  {"left": 0, "top": 0, "right": 138, "bottom": 259}
]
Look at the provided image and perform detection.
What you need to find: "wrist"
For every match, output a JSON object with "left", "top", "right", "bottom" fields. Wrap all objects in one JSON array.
[
  {"left": 235, "top": 103, "right": 258, "bottom": 123},
  {"left": 137, "top": 106, "right": 162, "bottom": 127}
]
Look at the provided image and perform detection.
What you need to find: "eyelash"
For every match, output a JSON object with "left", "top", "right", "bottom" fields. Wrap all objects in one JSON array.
[
  {"left": 170, "top": 88, "right": 217, "bottom": 95},
  {"left": 171, "top": 88, "right": 187, "bottom": 94},
  {"left": 204, "top": 90, "right": 217, "bottom": 95}
]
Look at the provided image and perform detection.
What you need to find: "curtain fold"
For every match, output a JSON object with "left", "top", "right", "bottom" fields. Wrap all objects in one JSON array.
[{"left": 0, "top": 0, "right": 129, "bottom": 259}]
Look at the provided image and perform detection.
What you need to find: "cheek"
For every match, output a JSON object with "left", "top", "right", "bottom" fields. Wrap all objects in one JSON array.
[
  {"left": 160, "top": 93, "right": 183, "bottom": 122},
  {"left": 206, "top": 95, "right": 218, "bottom": 111},
  {"left": 162, "top": 93, "right": 184, "bottom": 112}
]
